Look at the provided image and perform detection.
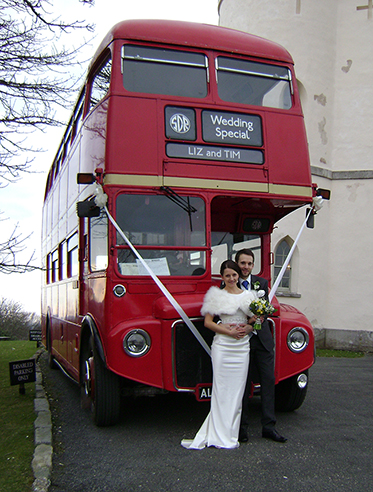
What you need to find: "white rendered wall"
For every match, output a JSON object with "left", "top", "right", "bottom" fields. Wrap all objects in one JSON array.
[{"left": 219, "top": 0, "right": 373, "bottom": 334}]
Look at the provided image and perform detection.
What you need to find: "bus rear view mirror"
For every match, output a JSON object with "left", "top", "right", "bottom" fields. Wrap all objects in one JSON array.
[
  {"left": 316, "top": 188, "right": 331, "bottom": 200},
  {"left": 77, "top": 173, "right": 96, "bottom": 184},
  {"left": 77, "top": 198, "right": 101, "bottom": 218}
]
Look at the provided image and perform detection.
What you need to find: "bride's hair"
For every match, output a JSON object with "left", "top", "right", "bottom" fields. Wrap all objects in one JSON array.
[{"left": 220, "top": 259, "right": 241, "bottom": 276}]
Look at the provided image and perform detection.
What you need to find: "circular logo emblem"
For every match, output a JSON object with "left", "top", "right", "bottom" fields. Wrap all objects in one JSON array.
[
  {"left": 251, "top": 220, "right": 263, "bottom": 231},
  {"left": 170, "top": 113, "right": 191, "bottom": 134}
]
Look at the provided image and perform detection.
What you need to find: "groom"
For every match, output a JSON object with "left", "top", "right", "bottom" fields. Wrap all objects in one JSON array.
[{"left": 235, "top": 248, "right": 287, "bottom": 443}]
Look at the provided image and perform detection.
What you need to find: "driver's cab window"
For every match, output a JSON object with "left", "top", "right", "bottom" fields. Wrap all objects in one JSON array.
[
  {"left": 90, "top": 210, "right": 108, "bottom": 271},
  {"left": 211, "top": 233, "right": 261, "bottom": 275}
]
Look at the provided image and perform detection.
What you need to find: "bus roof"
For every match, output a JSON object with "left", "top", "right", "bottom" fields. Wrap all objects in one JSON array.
[{"left": 93, "top": 19, "right": 294, "bottom": 67}]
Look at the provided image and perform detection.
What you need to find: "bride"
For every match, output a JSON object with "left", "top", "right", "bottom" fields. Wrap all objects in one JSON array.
[{"left": 181, "top": 259, "right": 257, "bottom": 449}]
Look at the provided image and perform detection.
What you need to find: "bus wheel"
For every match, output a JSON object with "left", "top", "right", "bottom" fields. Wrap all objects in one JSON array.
[
  {"left": 275, "top": 370, "right": 308, "bottom": 412},
  {"left": 81, "top": 336, "right": 121, "bottom": 426}
]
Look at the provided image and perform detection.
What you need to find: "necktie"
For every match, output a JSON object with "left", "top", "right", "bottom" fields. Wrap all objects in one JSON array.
[{"left": 242, "top": 280, "right": 249, "bottom": 290}]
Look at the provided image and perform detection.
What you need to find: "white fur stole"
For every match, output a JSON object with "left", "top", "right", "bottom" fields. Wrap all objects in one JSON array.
[{"left": 201, "top": 286, "right": 257, "bottom": 317}]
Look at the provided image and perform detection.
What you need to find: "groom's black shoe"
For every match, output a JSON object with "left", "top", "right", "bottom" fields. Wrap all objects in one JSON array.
[
  {"left": 262, "top": 429, "right": 287, "bottom": 443},
  {"left": 238, "top": 428, "right": 249, "bottom": 443}
]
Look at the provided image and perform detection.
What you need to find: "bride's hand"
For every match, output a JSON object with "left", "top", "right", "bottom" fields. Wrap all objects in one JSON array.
[{"left": 230, "top": 324, "right": 247, "bottom": 339}]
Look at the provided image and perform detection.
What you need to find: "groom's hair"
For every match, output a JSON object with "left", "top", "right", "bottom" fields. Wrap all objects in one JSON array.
[{"left": 235, "top": 248, "right": 255, "bottom": 263}]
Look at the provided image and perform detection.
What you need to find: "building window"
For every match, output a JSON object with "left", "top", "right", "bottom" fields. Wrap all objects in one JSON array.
[{"left": 274, "top": 239, "right": 291, "bottom": 291}]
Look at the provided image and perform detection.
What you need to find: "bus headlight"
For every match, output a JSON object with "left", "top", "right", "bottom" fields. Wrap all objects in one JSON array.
[
  {"left": 123, "top": 329, "right": 151, "bottom": 357},
  {"left": 287, "top": 327, "right": 309, "bottom": 353}
]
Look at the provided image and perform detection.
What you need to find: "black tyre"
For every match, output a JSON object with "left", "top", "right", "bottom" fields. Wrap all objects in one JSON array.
[
  {"left": 275, "top": 370, "right": 308, "bottom": 412},
  {"left": 81, "top": 336, "right": 121, "bottom": 426}
]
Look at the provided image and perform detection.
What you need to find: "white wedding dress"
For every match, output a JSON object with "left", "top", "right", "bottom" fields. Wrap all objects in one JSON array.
[{"left": 181, "top": 290, "right": 252, "bottom": 450}]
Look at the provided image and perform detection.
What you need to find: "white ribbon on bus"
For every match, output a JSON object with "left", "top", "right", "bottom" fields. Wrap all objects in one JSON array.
[
  {"left": 94, "top": 185, "right": 323, "bottom": 357},
  {"left": 94, "top": 185, "right": 212, "bottom": 357},
  {"left": 269, "top": 196, "right": 323, "bottom": 302}
]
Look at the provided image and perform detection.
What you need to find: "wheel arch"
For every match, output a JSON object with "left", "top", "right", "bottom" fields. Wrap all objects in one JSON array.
[{"left": 80, "top": 316, "right": 106, "bottom": 368}]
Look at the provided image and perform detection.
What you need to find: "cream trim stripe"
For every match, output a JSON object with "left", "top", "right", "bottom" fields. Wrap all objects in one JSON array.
[{"left": 103, "top": 173, "right": 312, "bottom": 197}]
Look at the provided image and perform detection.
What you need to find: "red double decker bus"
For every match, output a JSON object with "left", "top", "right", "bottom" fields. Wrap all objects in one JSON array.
[{"left": 41, "top": 20, "right": 317, "bottom": 426}]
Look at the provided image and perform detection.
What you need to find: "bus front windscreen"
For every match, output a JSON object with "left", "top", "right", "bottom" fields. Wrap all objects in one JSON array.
[{"left": 115, "top": 194, "right": 206, "bottom": 276}]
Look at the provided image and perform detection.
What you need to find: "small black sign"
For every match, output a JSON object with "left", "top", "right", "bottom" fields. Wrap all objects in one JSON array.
[
  {"left": 242, "top": 217, "right": 272, "bottom": 233},
  {"left": 29, "top": 329, "right": 42, "bottom": 342},
  {"left": 9, "top": 359, "right": 36, "bottom": 386}
]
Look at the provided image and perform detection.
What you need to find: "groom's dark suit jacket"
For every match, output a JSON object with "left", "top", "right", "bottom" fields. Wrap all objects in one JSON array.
[{"left": 241, "top": 274, "right": 276, "bottom": 430}]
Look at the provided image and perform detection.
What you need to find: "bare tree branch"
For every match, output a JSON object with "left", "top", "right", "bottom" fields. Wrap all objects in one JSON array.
[
  {"left": 0, "top": 0, "right": 95, "bottom": 273},
  {"left": 0, "top": 223, "right": 43, "bottom": 273},
  {"left": 0, "top": 0, "right": 95, "bottom": 184}
]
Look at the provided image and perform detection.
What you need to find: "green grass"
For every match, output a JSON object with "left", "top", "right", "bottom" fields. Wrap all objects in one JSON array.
[
  {"left": 316, "top": 348, "right": 365, "bottom": 358},
  {"left": 0, "top": 340, "right": 38, "bottom": 492}
]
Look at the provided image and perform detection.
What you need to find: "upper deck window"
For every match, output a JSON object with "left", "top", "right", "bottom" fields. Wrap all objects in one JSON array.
[
  {"left": 216, "top": 57, "right": 292, "bottom": 109},
  {"left": 90, "top": 55, "right": 112, "bottom": 110},
  {"left": 122, "top": 45, "right": 208, "bottom": 98}
]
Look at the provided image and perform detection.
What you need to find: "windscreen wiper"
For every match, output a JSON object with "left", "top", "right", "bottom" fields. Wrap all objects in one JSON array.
[
  {"left": 160, "top": 186, "right": 197, "bottom": 231},
  {"left": 160, "top": 186, "right": 197, "bottom": 214}
]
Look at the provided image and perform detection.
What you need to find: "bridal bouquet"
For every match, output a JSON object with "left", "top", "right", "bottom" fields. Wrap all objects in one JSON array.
[{"left": 249, "top": 297, "right": 275, "bottom": 330}]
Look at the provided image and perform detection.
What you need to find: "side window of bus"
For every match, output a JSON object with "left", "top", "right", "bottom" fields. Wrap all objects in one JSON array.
[
  {"left": 59, "top": 242, "right": 65, "bottom": 281},
  {"left": 51, "top": 249, "right": 59, "bottom": 282},
  {"left": 71, "top": 89, "right": 85, "bottom": 143},
  {"left": 67, "top": 233, "right": 79, "bottom": 278},
  {"left": 90, "top": 211, "right": 108, "bottom": 271},
  {"left": 46, "top": 253, "right": 51, "bottom": 285},
  {"left": 89, "top": 55, "right": 112, "bottom": 110}
]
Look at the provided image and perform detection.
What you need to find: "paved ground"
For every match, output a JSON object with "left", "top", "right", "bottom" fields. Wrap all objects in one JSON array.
[{"left": 39, "top": 353, "right": 373, "bottom": 492}]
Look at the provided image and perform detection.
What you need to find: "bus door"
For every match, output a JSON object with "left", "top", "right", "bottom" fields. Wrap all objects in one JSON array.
[{"left": 79, "top": 210, "right": 109, "bottom": 318}]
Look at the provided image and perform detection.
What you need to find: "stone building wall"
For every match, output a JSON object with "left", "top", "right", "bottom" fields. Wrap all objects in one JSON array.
[{"left": 218, "top": 0, "right": 373, "bottom": 350}]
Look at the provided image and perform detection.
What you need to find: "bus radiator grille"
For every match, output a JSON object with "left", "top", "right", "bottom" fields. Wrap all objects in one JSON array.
[{"left": 173, "top": 319, "right": 213, "bottom": 388}]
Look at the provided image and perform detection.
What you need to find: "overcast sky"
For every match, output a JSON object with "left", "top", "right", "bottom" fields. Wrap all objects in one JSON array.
[{"left": 0, "top": 0, "right": 219, "bottom": 313}]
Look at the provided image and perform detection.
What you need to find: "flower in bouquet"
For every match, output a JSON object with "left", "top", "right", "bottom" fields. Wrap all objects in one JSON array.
[{"left": 249, "top": 297, "right": 276, "bottom": 330}]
